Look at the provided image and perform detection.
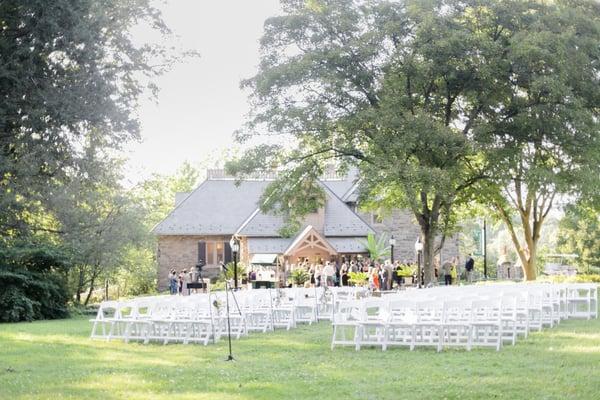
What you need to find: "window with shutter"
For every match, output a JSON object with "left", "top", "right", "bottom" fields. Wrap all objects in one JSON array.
[
  {"left": 224, "top": 241, "right": 232, "bottom": 264},
  {"left": 197, "top": 241, "right": 206, "bottom": 266}
]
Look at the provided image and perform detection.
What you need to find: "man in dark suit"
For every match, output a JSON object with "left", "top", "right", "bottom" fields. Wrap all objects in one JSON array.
[{"left": 465, "top": 254, "right": 475, "bottom": 283}]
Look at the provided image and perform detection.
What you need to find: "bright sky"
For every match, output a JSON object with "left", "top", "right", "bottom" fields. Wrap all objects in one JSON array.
[{"left": 123, "top": 0, "right": 282, "bottom": 184}]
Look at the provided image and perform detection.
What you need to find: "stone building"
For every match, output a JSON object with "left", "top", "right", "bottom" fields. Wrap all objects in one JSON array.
[{"left": 152, "top": 169, "right": 460, "bottom": 290}]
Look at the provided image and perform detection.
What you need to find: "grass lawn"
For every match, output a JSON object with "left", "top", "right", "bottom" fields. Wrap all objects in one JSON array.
[{"left": 1, "top": 314, "right": 600, "bottom": 400}]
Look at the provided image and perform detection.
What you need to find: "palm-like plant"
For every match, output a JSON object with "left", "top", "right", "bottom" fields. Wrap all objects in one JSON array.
[{"left": 357, "top": 233, "right": 391, "bottom": 261}]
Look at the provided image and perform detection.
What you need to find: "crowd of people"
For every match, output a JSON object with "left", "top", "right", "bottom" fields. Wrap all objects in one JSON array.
[
  {"left": 291, "top": 253, "right": 476, "bottom": 290},
  {"left": 167, "top": 254, "right": 477, "bottom": 294},
  {"left": 289, "top": 259, "right": 414, "bottom": 290},
  {"left": 168, "top": 268, "right": 195, "bottom": 295}
]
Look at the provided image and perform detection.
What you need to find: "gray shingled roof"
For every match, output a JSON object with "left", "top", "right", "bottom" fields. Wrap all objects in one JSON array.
[
  {"left": 236, "top": 207, "right": 286, "bottom": 236},
  {"left": 321, "top": 167, "right": 359, "bottom": 200},
  {"left": 247, "top": 236, "right": 367, "bottom": 254},
  {"left": 321, "top": 179, "right": 355, "bottom": 199},
  {"left": 322, "top": 184, "right": 373, "bottom": 236},
  {"left": 238, "top": 181, "right": 373, "bottom": 237},
  {"left": 247, "top": 237, "right": 292, "bottom": 253},
  {"left": 154, "top": 170, "right": 373, "bottom": 237},
  {"left": 327, "top": 237, "right": 369, "bottom": 253},
  {"left": 152, "top": 180, "right": 270, "bottom": 235}
]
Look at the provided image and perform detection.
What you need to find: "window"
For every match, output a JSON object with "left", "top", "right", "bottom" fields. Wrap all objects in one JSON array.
[
  {"left": 216, "top": 242, "right": 224, "bottom": 264},
  {"left": 200, "top": 241, "right": 228, "bottom": 265},
  {"left": 206, "top": 242, "right": 216, "bottom": 265}
]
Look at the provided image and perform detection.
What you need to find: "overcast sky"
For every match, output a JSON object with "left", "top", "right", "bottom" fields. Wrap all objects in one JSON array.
[{"left": 123, "top": 0, "right": 282, "bottom": 184}]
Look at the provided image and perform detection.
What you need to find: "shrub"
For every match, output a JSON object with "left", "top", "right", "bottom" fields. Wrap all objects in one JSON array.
[
  {"left": 348, "top": 272, "right": 369, "bottom": 286},
  {"left": 0, "top": 287, "right": 35, "bottom": 322},
  {"left": 0, "top": 268, "right": 69, "bottom": 322},
  {"left": 291, "top": 269, "right": 309, "bottom": 285}
]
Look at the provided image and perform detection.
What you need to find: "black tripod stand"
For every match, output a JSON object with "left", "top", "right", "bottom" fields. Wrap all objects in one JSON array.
[{"left": 220, "top": 263, "right": 243, "bottom": 361}]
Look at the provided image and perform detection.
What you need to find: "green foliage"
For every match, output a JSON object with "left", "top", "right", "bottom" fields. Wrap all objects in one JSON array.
[
  {"left": 229, "top": 0, "right": 600, "bottom": 284},
  {"left": 213, "top": 263, "right": 248, "bottom": 290},
  {"left": 222, "top": 262, "right": 248, "bottom": 282},
  {"left": 357, "top": 233, "right": 390, "bottom": 261},
  {"left": 468, "top": 0, "right": 600, "bottom": 280},
  {"left": 348, "top": 271, "right": 369, "bottom": 286},
  {"left": 558, "top": 204, "right": 600, "bottom": 272},
  {"left": 111, "top": 247, "right": 158, "bottom": 297},
  {"left": 0, "top": 0, "right": 194, "bottom": 310},
  {"left": 0, "top": 0, "right": 186, "bottom": 240},
  {"left": 0, "top": 287, "right": 35, "bottom": 323},
  {"left": 397, "top": 266, "right": 415, "bottom": 277},
  {"left": 0, "top": 268, "right": 69, "bottom": 322},
  {"left": 291, "top": 269, "right": 309, "bottom": 285}
]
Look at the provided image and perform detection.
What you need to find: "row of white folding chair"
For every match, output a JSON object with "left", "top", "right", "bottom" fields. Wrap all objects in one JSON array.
[
  {"left": 333, "top": 295, "right": 518, "bottom": 352},
  {"left": 144, "top": 296, "right": 217, "bottom": 345},
  {"left": 565, "top": 284, "right": 598, "bottom": 319},
  {"left": 90, "top": 295, "right": 221, "bottom": 345}
]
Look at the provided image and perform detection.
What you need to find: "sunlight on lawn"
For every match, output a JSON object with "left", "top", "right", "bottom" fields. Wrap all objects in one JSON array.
[{"left": 1, "top": 316, "right": 600, "bottom": 400}]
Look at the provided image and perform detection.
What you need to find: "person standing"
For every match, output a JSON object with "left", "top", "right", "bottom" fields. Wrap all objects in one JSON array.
[
  {"left": 465, "top": 254, "right": 475, "bottom": 283},
  {"left": 169, "top": 269, "right": 177, "bottom": 295},
  {"left": 341, "top": 263, "right": 349, "bottom": 286},
  {"left": 315, "top": 264, "right": 323, "bottom": 287},
  {"left": 177, "top": 270, "right": 184, "bottom": 295},
  {"left": 450, "top": 260, "right": 458, "bottom": 285},
  {"left": 442, "top": 260, "right": 453, "bottom": 286},
  {"left": 323, "top": 262, "right": 334, "bottom": 287}
]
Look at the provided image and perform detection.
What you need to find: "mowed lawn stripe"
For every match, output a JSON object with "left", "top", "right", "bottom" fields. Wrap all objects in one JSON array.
[{"left": 0, "top": 313, "right": 599, "bottom": 400}]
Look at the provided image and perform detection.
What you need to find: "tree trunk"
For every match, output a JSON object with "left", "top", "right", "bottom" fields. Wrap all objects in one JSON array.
[
  {"left": 422, "top": 227, "right": 436, "bottom": 285},
  {"left": 83, "top": 273, "right": 97, "bottom": 306},
  {"left": 522, "top": 242, "right": 538, "bottom": 281},
  {"left": 75, "top": 267, "right": 85, "bottom": 304},
  {"left": 494, "top": 199, "right": 543, "bottom": 281}
]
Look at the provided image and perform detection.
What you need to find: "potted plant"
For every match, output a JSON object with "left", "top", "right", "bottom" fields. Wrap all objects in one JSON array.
[
  {"left": 290, "top": 269, "right": 309, "bottom": 287},
  {"left": 348, "top": 271, "right": 369, "bottom": 287}
]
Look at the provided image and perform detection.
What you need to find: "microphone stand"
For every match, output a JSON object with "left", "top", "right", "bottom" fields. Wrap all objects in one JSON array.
[
  {"left": 224, "top": 279, "right": 234, "bottom": 361},
  {"left": 220, "top": 263, "right": 243, "bottom": 362}
]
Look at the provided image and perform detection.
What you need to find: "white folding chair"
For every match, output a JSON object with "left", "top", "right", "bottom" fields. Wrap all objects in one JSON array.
[
  {"left": 355, "top": 299, "right": 388, "bottom": 351},
  {"left": 413, "top": 300, "right": 443, "bottom": 351},
  {"left": 469, "top": 298, "right": 502, "bottom": 351},
  {"left": 89, "top": 300, "right": 120, "bottom": 340},
  {"left": 384, "top": 299, "right": 416, "bottom": 351},
  {"left": 440, "top": 299, "right": 471, "bottom": 350},
  {"left": 500, "top": 295, "right": 518, "bottom": 346},
  {"left": 331, "top": 300, "right": 362, "bottom": 350}
]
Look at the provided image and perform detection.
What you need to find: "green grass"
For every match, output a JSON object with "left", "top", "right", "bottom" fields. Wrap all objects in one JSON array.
[{"left": 1, "top": 315, "right": 600, "bottom": 400}]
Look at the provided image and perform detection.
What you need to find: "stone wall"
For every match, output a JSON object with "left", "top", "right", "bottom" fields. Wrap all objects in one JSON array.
[
  {"left": 156, "top": 235, "right": 230, "bottom": 291},
  {"left": 358, "top": 209, "right": 461, "bottom": 264}
]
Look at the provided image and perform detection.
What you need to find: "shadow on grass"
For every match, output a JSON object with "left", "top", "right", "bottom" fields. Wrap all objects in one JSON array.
[{"left": 1, "top": 317, "right": 599, "bottom": 399}]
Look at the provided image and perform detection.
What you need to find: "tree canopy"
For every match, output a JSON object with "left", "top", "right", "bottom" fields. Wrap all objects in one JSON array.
[
  {"left": 0, "top": 0, "right": 191, "bottom": 315},
  {"left": 0, "top": 0, "right": 180, "bottom": 239},
  {"left": 229, "top": 0, "right": 600, "bottom": 283}
]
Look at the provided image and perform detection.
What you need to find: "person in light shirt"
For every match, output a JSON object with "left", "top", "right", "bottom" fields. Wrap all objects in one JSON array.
[{"left": 322, "top": 261, "right": 335, "bottom": 287}]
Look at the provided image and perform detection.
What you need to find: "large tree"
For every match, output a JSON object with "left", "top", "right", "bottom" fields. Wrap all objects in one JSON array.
[
  {"left": 0, "top": 0, "right": 180, "bottom": 239},
  {"left": 228, "top": 0, "right": 522, "bottom": 284},
  {"left": 230, "top": 0, "right": 600, "bottom": 283},
  {"left": 48, "top": 140, "right": 147, "bottom": 304},
  {"left": 476, "top": 0, "right": 600, "bottom": 280}
]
